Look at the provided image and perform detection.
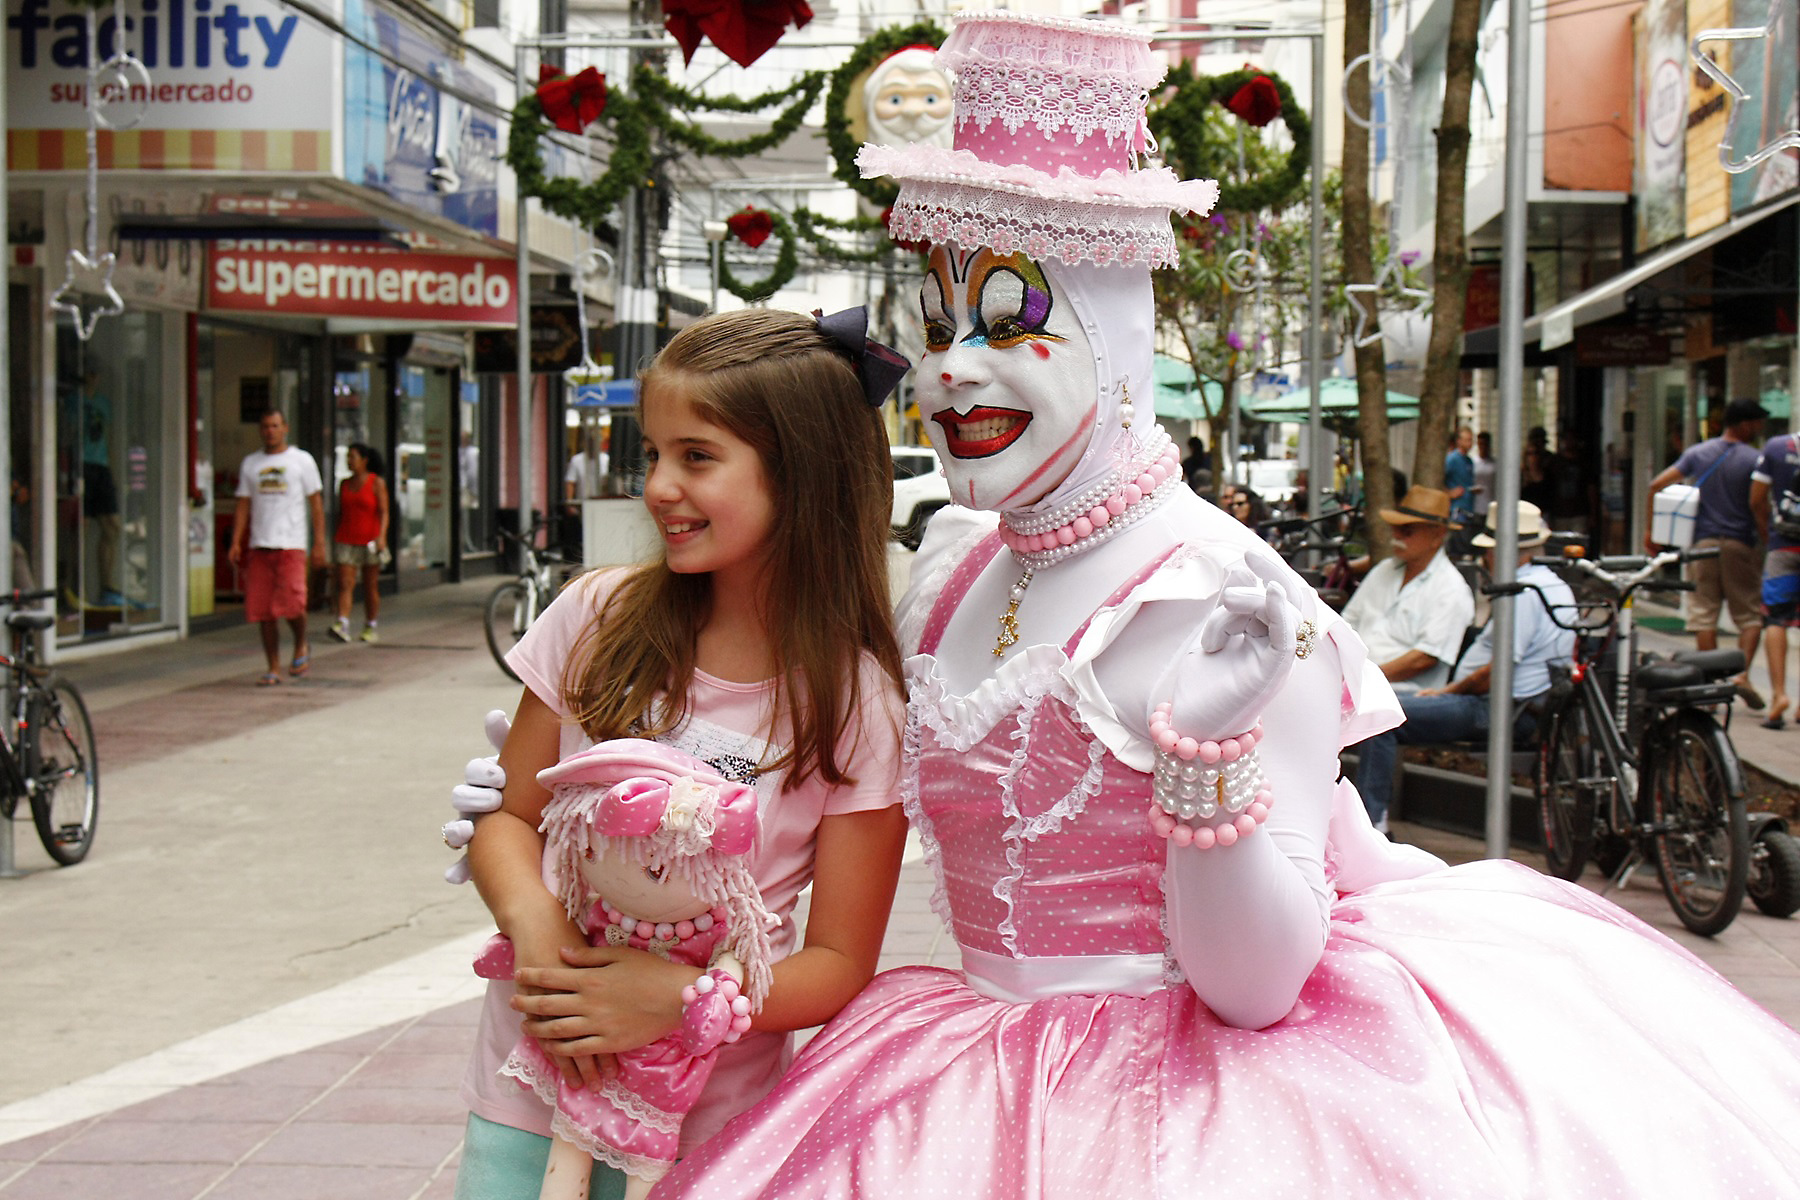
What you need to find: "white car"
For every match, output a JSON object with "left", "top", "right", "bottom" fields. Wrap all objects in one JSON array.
[{"left": 891, "top": 444, "right": 952, "bottom": 550}]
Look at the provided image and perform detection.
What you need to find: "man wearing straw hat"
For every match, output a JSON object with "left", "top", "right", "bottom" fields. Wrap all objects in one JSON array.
[
  {"left": 1353, "top": 500, "right": 1574, "bottom": 832},
  {"left": 1340, "top": 485, "right": 1475, "bottom": 700}
]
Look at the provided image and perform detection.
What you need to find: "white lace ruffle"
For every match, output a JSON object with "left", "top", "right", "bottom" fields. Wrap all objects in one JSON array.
[
  {"left": 895, "top": 516, "right": 993, "bottom": 658},
  {"left": 945, "top": 59, "right": 1148, "bottom": 145},
  {"left": 900, "top": 676, "right": 954, "bottom": 932},
  {"left": 905, "top": 642, "right": 1073, "bottom": 752},
  {"left": 549, "top": 1109, "right": 673, "bottom": 1183},
  {"left": 499, "top": 1051, "right": 683, "bottom": 1181},
  {"left": 870, "top": 173, "right": 1217, "bottom": 270},
  {"left": 937, "top": 11, "right": 1159, "bottom": 85},
  {"left": 861, "top": 144, "right": 1215, "bottom": 212}
]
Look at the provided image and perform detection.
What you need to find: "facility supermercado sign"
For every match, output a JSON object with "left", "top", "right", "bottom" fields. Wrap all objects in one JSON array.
[{"left": 206, "top": 241, "right": 516, "bottom": 324}]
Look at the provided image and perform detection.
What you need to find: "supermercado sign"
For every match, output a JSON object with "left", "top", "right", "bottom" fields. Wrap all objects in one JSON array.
[{"left": 207, "top": 242, "right": 517, "bottom": 324}]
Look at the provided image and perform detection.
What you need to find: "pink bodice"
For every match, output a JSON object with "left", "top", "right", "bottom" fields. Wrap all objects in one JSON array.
[{"left": 906, "top": 533, "right": 1174, "bottom": 970}]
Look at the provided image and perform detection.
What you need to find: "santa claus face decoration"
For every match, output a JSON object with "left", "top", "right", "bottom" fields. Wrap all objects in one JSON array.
[
  {"left": 862, "top": 47, "right": 953, "bottom": 150},
  {"left": 915, "top": 244, "right": 1097, "bottom": 512}
]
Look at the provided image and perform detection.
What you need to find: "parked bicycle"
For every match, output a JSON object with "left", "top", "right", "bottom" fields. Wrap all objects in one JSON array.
[
  {"left": 484, "top": 517, "right": 570, "bottom": 682},
  {"left": 1261, "top": 505, "right": 1363, "bottom": 611},
  {"left": 1492, "top": 545, "right": 1768, "bottom": 936},
  {"left": 0, "top": 588, "right": 99, "bottom": 866}
]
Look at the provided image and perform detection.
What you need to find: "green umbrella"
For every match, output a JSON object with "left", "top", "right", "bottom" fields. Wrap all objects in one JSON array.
[
  {"left": 1245, "top": 377, "right": 1420, "bottom": 424},
  {"left": 1153, "top": 354, "right": 1222, "bottom": 420}
]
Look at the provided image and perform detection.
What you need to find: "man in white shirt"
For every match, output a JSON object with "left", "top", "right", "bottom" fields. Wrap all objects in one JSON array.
[
  {"left": 1352, "top": 501, "right": 1576, "bottom": 830},
  {"left": 1341, "top": 486, "right": 1475, "bottom": 695},
  {"left": 229, "top": 411, "right": 326, "bottom": 685}
]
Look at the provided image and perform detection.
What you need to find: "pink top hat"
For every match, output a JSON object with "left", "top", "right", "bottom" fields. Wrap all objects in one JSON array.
[{"left": 857, "top": 10, "right": 1218, "bottom": 268}]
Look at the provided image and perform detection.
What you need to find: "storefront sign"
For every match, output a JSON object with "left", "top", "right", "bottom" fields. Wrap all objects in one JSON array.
[
  {"left": 206, "top": 241, "right": 517, "bottom": 324},
  {"left": 342, "top": 0, "right": 499, "bottom": 236},
  {"left": 1686, "top": 0, "right": 1733, "bottom": 236},
  {"left": 1575, "top": 326, "right": 1672, "bottom": 366},
  {"left": 1727, "top": 0, "right": 1799, "bottom": 214},
  {"left": 1634, "top": 0, "right": 1686, "bottom": 252},
  {"left": 5, "top": 0, "right": 334, "bottom": 171}
]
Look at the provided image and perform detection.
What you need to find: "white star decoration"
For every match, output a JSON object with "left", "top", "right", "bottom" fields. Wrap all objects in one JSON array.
[
  {"left": 1345, "top": 258, "right": 1431, "bottom": 349},
  {"left": 49, "top": 249, "right": 125, "bottom": 342},
  {"left": 1692, "top": 0, "right": 1800, "bottom": 174}
]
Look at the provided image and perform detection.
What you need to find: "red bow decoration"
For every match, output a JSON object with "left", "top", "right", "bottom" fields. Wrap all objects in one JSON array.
[
  {"left": 1224, "top": 74, "right": 1281, "bottom": 128},
  {"left": 726, "top": 206, "right": 774, "bottom": 249},
  {"left": 535, "top": 65, "right": 607, "bottom": 135},
  {"left": 663, "top": 0, "right": 814, "bottom": 69}
]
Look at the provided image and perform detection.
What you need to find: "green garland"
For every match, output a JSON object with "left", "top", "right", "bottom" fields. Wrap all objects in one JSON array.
[
  {"left": 635, "top": 69, "right": 826, "bottom": 159},
  {"left": 1150, "top": 65, "right": 1311, "bottom": 214},
  {"left": 717, "top": 210, "right": 798, "bottom": 303},
  {"left": 823, "top": 21, "right": 948, "bottom": 206},
  {"left": 793, "top": 208, "right": 907, "bottom": 264}
]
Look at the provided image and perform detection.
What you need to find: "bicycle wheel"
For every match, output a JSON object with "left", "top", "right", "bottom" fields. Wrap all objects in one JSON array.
[
  {"left": 483, "top": 581, "right": 532, "bottom": 682},
  {"left": 1647, "top": 710, "right": 1748, "bottom": 936},
  {"left": 26, "top": 677, "right": 98, "bottom": 866},
  {"left": 1747, "top": 827, "right": 1800, "bottom": 918},
  {"left": 1535, "top": 704, "right": 1596, "bottom": 881}
]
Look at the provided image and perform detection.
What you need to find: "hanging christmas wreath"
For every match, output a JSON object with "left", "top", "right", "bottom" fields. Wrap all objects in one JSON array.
[
  {"left": 508, "top": 66, "right": 826, "bottom": 231},
  {"left": 1150, "top": 65, "right": 1311, "bottom": 214},
  {"left": 823, "top": 20, "right": 949, "bottom": 207},
  {"left": 717, "top": 207, "right": 798, "bottom": 303}
]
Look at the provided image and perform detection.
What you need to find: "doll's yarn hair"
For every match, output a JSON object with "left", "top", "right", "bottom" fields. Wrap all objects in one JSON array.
[{"left": 539, "top": 780, "right": 778, "bottom": 1009}]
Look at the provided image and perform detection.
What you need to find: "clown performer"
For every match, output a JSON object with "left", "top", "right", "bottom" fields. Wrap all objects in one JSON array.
[{"left": 647, "top": 12, "right": 1800, "bottom": 1197}]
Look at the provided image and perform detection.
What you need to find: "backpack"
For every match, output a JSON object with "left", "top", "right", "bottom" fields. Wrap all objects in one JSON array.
[{"left": 1775, "top": 439, "right": 1800, "bottom": 540}]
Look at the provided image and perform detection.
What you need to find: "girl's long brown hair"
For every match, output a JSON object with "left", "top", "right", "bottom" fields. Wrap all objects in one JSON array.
[{"left": 560, "top": 308, "right": 903, "bottom": 790}]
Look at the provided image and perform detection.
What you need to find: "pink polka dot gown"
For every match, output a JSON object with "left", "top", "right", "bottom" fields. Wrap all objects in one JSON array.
[{"left": 656, "top": 553, "right": 1800, "bottom": 1198}]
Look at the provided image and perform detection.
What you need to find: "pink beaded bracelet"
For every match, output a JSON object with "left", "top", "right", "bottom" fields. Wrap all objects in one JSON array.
[
  {"left": 1147, "top": 702, "right": 1273, "bottom": 848},
  {"left": 679, "top": 969, "right": 753, "bottom": 1055}
]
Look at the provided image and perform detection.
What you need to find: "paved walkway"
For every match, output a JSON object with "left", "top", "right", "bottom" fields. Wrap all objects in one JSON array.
[{"left": 1, "top": 572, "right": 1796, "bottom": 1199}]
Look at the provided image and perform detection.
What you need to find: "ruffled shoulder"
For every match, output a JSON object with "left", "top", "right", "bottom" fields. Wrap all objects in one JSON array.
[
  {"left": 1064, "top": 543, "right": 1401, "bottom": 770},
  {"left": 895, "top": 507, "right": 999, "bottom": 657}
]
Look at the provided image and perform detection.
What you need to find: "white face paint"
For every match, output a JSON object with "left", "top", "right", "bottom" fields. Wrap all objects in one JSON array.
[{"left": 914, "top": 245, "right": 1098, "bottom": 512}]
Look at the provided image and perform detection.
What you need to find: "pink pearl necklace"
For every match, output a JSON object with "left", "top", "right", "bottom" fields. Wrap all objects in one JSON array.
[
  {"left": 997, "top": 443, "right": 1183, "bottom": 563},
  {"left": 600, "top": 900, "right": 727, "bottom": 944}
]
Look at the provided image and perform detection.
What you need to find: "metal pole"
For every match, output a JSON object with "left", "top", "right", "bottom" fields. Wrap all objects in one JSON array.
[
  {"left": 1486, "top": 0, "right": 1532, "bottom": 858},
  {"left": 515, "top": 43, "right": 535, "bottom": 550},
  {"left": 1308, "top": 31, "right": 1325, "bottom": 518}
]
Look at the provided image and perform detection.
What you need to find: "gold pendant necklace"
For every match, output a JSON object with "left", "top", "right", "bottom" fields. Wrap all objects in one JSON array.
[{"left": 994, "top": 569, "right": 1035, "bottom": 657}]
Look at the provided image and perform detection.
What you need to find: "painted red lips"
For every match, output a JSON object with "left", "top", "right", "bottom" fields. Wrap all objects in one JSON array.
[{"left": 932, "top": 407, "right": 1031, "bottom": 459}]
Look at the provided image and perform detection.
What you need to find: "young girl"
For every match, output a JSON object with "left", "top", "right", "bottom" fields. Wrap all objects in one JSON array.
[
  {"left": 454, "top": 307, "right": 910, "bottom": 1200},
  {"left": 328, "top": 443, "right": 388, "bottom": 643}
]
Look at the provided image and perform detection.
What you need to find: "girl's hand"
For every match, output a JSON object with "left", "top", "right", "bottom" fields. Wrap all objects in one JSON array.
[
  {"left": 508, "top": 921, "right": 614, "bottom": 1090},
  {"left": 513, "top": 946, "right": 704, "bottom": 1063}
]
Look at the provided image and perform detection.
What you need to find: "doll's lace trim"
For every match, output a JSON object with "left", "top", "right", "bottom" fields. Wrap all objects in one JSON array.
[
  {"left": 501, "top": 1051, "right": 686, "bottom": 1141},
  {"left": 944, "top": 60, "right": 1148, "bottom": 145},
  {"left": 548, "top": 1109, "right": 674, "bottom": 1181}
]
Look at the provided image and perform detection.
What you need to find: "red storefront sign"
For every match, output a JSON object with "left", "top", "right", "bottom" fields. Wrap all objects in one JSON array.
[{"left": 206, "top": 241, "right": 516, "bottom": 324}]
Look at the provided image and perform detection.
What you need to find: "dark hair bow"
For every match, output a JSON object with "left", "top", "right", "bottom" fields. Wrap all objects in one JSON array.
[{"left": 815, "top": 307, "right": 912, "bottom": 407}]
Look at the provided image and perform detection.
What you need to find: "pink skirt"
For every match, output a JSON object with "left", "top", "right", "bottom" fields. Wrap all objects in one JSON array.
[{"left": 657, "top": 862, "right": 1800, "bottom": 1198}]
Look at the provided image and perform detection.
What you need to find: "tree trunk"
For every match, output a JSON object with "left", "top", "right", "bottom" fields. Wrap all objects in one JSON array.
[
  {"left": 1343, "top": 0, "right": 1394, "bottom": 557},
  {"left": 1415, "top": 0, "right": 1484, "bottom": 489}
]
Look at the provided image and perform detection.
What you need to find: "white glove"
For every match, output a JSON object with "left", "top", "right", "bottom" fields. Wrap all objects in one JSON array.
[
  {"left": 444, "top": 709, "right": 510, "bottom": 884},
  {"left": 1148, "top": 549, "right": 1308, "bottom": 742}
]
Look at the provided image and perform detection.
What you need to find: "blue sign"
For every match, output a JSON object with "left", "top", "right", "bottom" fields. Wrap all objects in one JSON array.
[
  {"left": 342, "top": 0, "right": 499, "bottom": 236},
  {"left": 571, "top": 381, "right": 638, "bottom": 407}
]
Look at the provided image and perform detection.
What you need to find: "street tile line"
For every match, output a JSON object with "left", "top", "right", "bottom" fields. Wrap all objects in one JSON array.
[
  {"left": 409, "top": 1138, "right": 470, "bottom": 1200},
  {"left": 187, "top": 1013, "right": 426, "bottom": 1200},
  {"left": 0, "top": 929, "right": 491, "bottom": 1148}
]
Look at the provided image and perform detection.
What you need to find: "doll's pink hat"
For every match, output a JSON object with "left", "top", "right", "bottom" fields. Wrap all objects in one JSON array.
[{"left": 857, "top": 10, "right": 1218, "bottom": 269}]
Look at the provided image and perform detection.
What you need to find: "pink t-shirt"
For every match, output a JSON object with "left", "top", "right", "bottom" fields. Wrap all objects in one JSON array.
[{"left": 461, "top": 569, "right": 904, "bottom": 1151}]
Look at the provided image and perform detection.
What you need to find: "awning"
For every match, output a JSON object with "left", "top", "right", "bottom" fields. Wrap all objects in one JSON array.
[
  {"left": 1465, "top": 192, "right": 1800, "bottom": 355},
  {"left": 1246, "top": 377, "right": 1419, "bottom": 424},
  {"left": 1153, "top": 354, "right": 1221, "bottom": 420}
]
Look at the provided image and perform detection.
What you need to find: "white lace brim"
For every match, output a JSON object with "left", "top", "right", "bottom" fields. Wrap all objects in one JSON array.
[{"left": 860, "top": 143, "right": 1218, "bottom": 269}]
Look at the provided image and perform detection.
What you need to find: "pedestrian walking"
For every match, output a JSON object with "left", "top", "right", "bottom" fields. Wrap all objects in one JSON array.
[
  {"left": 327, "top": 443, "right": 389, "bottom": 645},
  {"left": 1645, "top": 397, "right": 1769, "bottom": 708},
  {"left": 228, "top": 410, "right": 325, "bottom": 685},
  {"left": 1751, "top": 429, "right": 1800, "bottom": 727}
]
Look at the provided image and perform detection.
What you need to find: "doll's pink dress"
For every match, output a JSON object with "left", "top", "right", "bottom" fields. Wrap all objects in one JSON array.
[
  {"left": 489, "top": 901, "right": 734, "bottom": 1183},
  {"left": 658, "top": 533, "right": 1800, "bottom": 1199}
]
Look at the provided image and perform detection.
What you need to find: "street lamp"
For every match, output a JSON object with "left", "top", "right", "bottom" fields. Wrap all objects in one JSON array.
[{"left": 702, "top": 219, "right": 729, "bottom": 312}]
